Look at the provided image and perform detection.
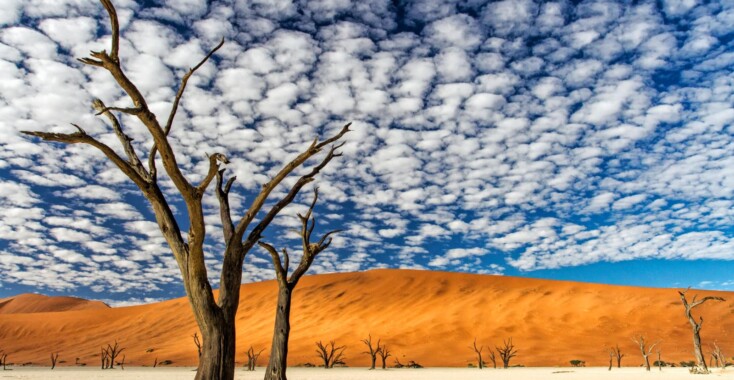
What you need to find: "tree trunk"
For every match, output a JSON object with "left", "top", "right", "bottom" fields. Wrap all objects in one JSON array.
[
  {"left": 692, "top": 327, "right": 708, "bottom": 373},
  {"left": 644, "top": 355, "right": 650, "bottom": 371},
  {"left": 194, "top": 312, "right": 236, "bottom": 380},
  {"left": 264, "top": 284, "right": 292, "bottom": 380},
  {"left": 371, "top": 356, "right": 377, "bottom": 370}
]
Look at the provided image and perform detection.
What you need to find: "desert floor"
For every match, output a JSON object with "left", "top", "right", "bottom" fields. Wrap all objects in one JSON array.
[{"left": 2, "top": 367, "right": 734, "bottom": 379}]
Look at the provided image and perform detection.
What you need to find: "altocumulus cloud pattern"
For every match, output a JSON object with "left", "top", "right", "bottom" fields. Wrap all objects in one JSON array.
[{"left": 1, "top": 0, "right": 733, "bottom": 303}]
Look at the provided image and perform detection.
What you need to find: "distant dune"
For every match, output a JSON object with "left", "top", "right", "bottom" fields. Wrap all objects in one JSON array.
[
  {"left": 0, "top": 293, "right": 109, "bottom": 314},
  {"left": 0, "top": 269, "right": 732, "bottom": 368}
]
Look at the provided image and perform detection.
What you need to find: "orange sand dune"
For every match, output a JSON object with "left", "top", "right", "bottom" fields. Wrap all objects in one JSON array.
[
  {"left": 0, "top": 269, "right": 732, "bottom": 368},
  {"left": 0, "top": 293, "right": 109, "bottom": 314}
]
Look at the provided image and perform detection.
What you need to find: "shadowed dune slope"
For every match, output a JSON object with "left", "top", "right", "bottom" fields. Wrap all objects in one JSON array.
[
  {"left": 0, "top": 269, "right": 732, "bottom": 368},
  {"left": 0, "top": 293, "right": 109, "bottom": 314}
]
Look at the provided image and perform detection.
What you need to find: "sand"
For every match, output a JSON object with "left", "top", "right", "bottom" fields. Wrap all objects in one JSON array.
[
  {"left": 1, "top": 367, "right": 733, "bottom": 380},
  {"left": 0, "top": 269, "right": 732, "bottom": 368},
  {"left": 0, "top": 293, "right": 109, "bottom": 314}
]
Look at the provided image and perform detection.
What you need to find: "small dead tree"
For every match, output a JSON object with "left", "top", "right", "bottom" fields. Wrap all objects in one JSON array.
[
  {"left": 315, "top": 341, "right": 346, "bottom": 369},
  {"left": 193, "top": 333, "right": 202, "bottom": 358},
  {"left": 377, "top": 343, "right": 391, "bottom": 369},
  {"left": 118, "top": 355, "right": 125, "bottom": 370},
  {"left": 21, "top": 1, "right": 352, "bottom": 379},
  {"left": 153, "top": 357, "right": 158, "bottom": 368},
  {"left": 245, "top": 346, "right": 264, "bottom": 371},
  {"left": 470, "top": 338, "right": 484, "bottom": 369},
  {"left": 488, "top": 350, "right": 497, "bottom": 368},
  {"left": 259, "top": 188, "right": 342, "bottom": 380},
  {"left": 101, "top": 348, "right": 109, "bottom": 369},
  {"left": 611, "top": 344, "right": 624, "bottom": 368},
  {"left": 608, "top": 349, "right": 613, "bottom": 371},
  {"left": 361, "top": 335, "right": 381, "bottom": 370},
  {"left": 50, "top": 353, "right": 59, "bottom": 370},
  {"left": 711, "top": 342, "right": 725, "bottom": 368},
  {"left": 679, "top": 288, "right": 725, "bottom": 374},
  {"left": 0, "top": 352, "right": 7, "bottom": 370},
  {"left": 632, "top": 336, "right": 659, "bottom": 371},
  {"left": 496, "top": 338, "right": 518, "bottom": 369}
]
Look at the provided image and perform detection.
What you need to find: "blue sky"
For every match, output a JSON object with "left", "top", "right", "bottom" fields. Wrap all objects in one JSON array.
[{"left": 1, "top": 0, "right": 734, "bottom": 305}]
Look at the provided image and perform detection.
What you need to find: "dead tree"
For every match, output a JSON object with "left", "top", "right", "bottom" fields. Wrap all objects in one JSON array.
[
  {"left": 488, "top": 350, "right": 497, "bottom": 368},
  {"left": 259, "top": 189, "right": 342, "bottom": 380},
  {"left": 21, "top": 0, "right": 352, "bottom": 379},
  {"left": 611, "top": 344, "right": 624, "bottom": 368},
  {"left": 107, "top": 341, "right": 125, "bottom": 369},
  {"left": 315, "top": 341, "right": 346, "bottom": 369},
  {"left": 496, "top": 338, "right": 518, "bottom": 369},
  {"left": 711, "top": 342, "right": 725, "bottom": 368},
  {"left": 679, "top": 288, "right": 725, "bottom": 374},
  {"left": 193, "top": 333, "right": 202, "bottom": 358},
  {"left": 245, "top": 346, "right": 264, "bottom": 371},
  {"left": 632, "top": 336, "right": 659, "bottom": 371},
  {"left": 50, "top": 353, "right": 59, "bottom": 369},
  {"left": 361, "top": 335, "right": 381, "bottom": 370},
  {"left": 153, "top": 357, "right": 158, "bottom": 368},
  {"left": 0, "top": 352, "right": 7, "bottom": 370},
  {"left": 608, "top": 349, "right": 613, "bottom": 371},
  {"left": 119, "top": 355, "right": 126, "bottom": 370},
  {"left": 101, "top": 347, "right": 110, "bottom": 369},
  {"left": 377, "top": 343, "right": 391, "bottom": 369},
  {"left": 470, "top": 338, "right": 484, "bottom": 369}
]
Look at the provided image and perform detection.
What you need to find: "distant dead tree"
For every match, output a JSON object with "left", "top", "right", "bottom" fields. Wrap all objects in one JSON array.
[
  {"left": 679, "top": 288, "right": 725, "bottom": 374},
  {"left": 496, "top": 338, "right": 518, "bottom": 368},
  {"left": 118, "top": 355, "right": 126, "bottom": 370},
  {"left": 0, "top": 352, "right": 7, "bottom": 370},
  {"left": 193, "top": 333, "right": 202, "bottom": 358},
  {"left": 245, "top": 346, "right": 265, "bottom": 371},
  {"left": 153, "top": 357, "right": 158, "bottom": 368},
  {"left": 21, "top": 1, "right": 352, "bottom": 378},
  {"left": 611, "top": 344, "right": 624, "bottom": 368},
  {"left": 711, "top": 342, "right": 725, "bottom": 368},
  {"left": 259, "top": 188, "right": 342, "bottom": 380},
  {"left": 608, "top": 349, "right": 613, "bottom": 371},
  {"left": 100, "top": 341, "right": 125, "bottom": 370},
  {"left": 632, "top": 336, "right": 659, "bottom": 371},
  {"left": 101, "top": 348, "right": 109, "bottom": 369},
  {"left": 315, "top": 341, "right": 346, "bottom": 369},
  {"left": 361, "top": 335, "right": 381, "bottom": 370},
  {"left": 377, "top": 343, "right": 391, "bottom": 369},
  {"left": 488, "top": 350, "right": 497, "bottom": 368},
  {"left": 50, "top": 353, "right": 59, "bottom": 369},
  {"left": 470, "top": 338, "right": 485, "bottom": 369}
]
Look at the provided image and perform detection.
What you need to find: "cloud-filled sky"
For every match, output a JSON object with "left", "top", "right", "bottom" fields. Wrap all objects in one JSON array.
[{"left": 1, "top": 0, "right": 734, "bottom": 304}]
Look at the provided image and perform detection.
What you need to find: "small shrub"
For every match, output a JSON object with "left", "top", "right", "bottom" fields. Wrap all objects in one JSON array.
[
  {"left": 570, "top": 360, "right": 585, "bottom": 367},
  {"left": 158, "top": 360, "right": 173, "bottom": 366}
]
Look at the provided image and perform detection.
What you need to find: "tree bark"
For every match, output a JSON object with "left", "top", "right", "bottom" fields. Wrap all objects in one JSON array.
[
  {"left": 679, "top": 289, "right": 724, "bottom": 374},
  {"left": 264, "top": 285, "right": 293, "bottom": 380},
  {"left": 194, "top": 313, "right": 236, "bottom": 380}
]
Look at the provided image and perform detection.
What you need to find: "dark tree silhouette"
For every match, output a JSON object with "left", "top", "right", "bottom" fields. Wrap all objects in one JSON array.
[
  {"left": 679, "top": 288, "right": 725, "bottom": 374},
  {"left": 315, "top": 341, "right": 346, "bottom": 369},
  {"left": 470, "top": 338, "right": 484, "bottom": 369},
  {"left": 361, "top": 335, "right": 381, "bottom": 370},
  {"left": 611, "top": 344, "right": 624, "bottom": 368},
  {"left": 21, "top": 0, "right": 351, "bottom": 379},
  {"left": 496, "top": 338, "right": 518, "bottom": 369},
  {"left": 488, "top": 350, "right": 497, "bottom": 369},
  {"left": 193, "top": 333, "right": 202, "bottom": 358},
  {"left": 50, "top": 353, "right": 59, "bottom": 370},
  {"left": 258, "top": 188, "right": 342, "bottom": 380},
  {"left": 245, "top": 346, "right": 264, "bottom": 371},
  {"left": 377, "top": 343, "right": 391, "bottom": 369}
]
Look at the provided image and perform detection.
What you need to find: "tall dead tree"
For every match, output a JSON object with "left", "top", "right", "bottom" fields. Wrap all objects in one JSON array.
[
  {"left": 361, "top": 335, "right": 381, "bottom": 370},
  {"left": 50, "top": 353, "right": 59, "bottom": 369},
  {"left": 21, "top": 0, "right": 351, "bottom": 379},
  {"left": 632, "top": 336, "right": 659, "bottom": 371},
  {"left": 607, "top": 349, "right": 613, "bottom": 371},
  {"left": 611, "top": 344, "right": 624, "bottom": 368},
  {"left": 245, "top": 346, "right": 264, "bottom": 371},
  {"left": 258, "top": 188, "right": 342, "bottom": 380},
  {"left": 470, "top": 338, "right": 484, "bottom": 369},
  {"left": 679, "top": 288, "right": 725, "bottom": 374},
  {"left": 377, "top": 343, "right": 391, "bottom": 369},
  {"left": 315, "top": 341, "right": 346, "bottom": 369},
  {"left": 496, "top": 338, "right": 518, "bottom": 369}
]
